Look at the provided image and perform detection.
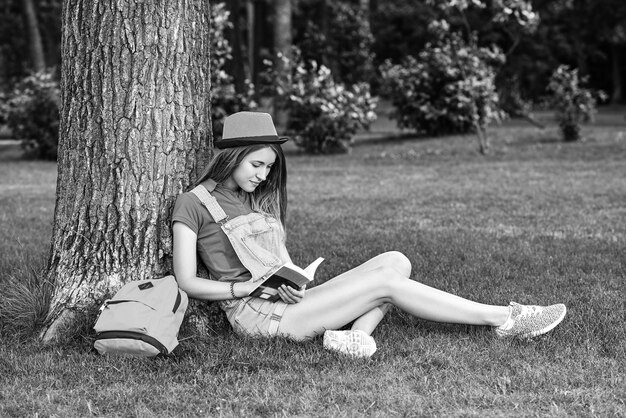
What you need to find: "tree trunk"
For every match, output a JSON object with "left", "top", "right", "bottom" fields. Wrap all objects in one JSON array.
[
  {"left": 21, "top": 0, "right": 46, "bottom": 72},
  {"left": 251, "top": 0, "right": 268, "bottom": 94},
  {"left": 610, "top": 42, "right": 624, "bottom": 104},
  {"left": 320, "top": 0, "right": 330, "bottom": 69},
  {"left": 273, "top": 0, "right": 292, "bottom": 127},
  {"left": 247, "top": 0, "right": 255, "bottom": 83},
  {"left": 226, "top": 0, "right": 246, "bottom": 94},
  {"left": 41, "top": 0, "right": 212, "bottom": 342}
]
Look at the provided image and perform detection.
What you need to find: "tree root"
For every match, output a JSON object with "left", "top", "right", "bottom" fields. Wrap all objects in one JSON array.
[{"left": 39, "top": 309, "right": 78, "bottom": 344}]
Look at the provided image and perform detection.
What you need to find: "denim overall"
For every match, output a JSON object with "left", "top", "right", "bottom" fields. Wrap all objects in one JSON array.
[{"left": 190, "top": 185, "right": 292, "bottom": 336}]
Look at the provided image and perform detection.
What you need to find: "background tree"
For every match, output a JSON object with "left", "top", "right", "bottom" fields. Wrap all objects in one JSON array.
[
  {"left": 21, "top": 0, "right": 45, "bottom": 72},
  {"left": 369, "top": 0, "right": 625, "bottom": 105},
  {"left": 585, "top": 0, "right": 626, "bottom": 104},
  {"left": 224, "top": 0, "right": 246, "bottom": 95},
  {"left": 0, "top": 0, "right": 62, "bottom": 88},
  {"left": 272, "top": 0, "right": 292, "bottom": 127},
  {"left": 293, "top": 0, "right": 375, "bottom": 86},
  {"left": 2, "top": 0, "right": 625, "bottom": 105},
  {"left": 380, "top": 1, "right": 538, "bottom": 153},
  {"left": 370, "top": 0, "right": 434, "bottom": 68},
  {"left": 210, "top": 2, "right": 256, "bottom": 139},
  {"left": 41, "top": 0, "right": 212, "bottom": 341}
]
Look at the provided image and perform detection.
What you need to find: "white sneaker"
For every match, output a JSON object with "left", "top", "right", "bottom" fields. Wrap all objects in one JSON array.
[
  {"left": 323, "top": 329, "right": 377, "bottom": 358},
  {"left": 496, "top": 302, "right": 567, "bottom": 338}
]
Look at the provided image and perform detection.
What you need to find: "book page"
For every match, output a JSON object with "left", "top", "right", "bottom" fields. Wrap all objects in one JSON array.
[{"left": 249, "top": 257, "right": 325, "bottom": 299}]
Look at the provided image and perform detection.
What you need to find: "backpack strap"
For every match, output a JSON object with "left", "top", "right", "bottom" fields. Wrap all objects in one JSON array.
[{"left": 190, "top": 185, "right": 229, "bottom": 225}]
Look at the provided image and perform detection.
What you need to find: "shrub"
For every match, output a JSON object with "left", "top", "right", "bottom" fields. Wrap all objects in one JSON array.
[
  {"left": 547, "top": 65, "right": 605, "bottom": 142},
  {"left": 3, "top": 70, "right": 60, "bottom": 160},
  {"left": 211, "top": 75, "right": 257, "bottom": 141},
  {"left": 209, "top": 2, "right": 256, "bottom": 140},
  {"left": 264, "top": 49, "right": 377, "bottom": 154},
  {"left": 379, "top": 28, "right": 505, "bottom": 138}
]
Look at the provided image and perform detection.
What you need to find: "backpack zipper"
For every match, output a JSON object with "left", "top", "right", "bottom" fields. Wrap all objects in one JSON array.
[{"left": 95, "top": 331, "right": 169, "bottom": 355}]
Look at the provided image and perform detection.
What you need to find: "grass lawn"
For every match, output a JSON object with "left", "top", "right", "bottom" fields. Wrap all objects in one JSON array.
[{"left": 1, "top": 122, "right": 625, "bottom": 417}]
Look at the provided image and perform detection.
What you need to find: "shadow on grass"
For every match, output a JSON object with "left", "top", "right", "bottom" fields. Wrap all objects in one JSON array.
[
  {"left": 353, "top": 132, "right": 432, "bottom": 147},
  {"left": 0, "top": 141, "right": 25, "bottom": 161}
]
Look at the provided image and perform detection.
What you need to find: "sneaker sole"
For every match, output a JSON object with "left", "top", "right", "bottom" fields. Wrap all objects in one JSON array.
[{"left": 501, "top": 305, "right": 567, "bottom": 339}]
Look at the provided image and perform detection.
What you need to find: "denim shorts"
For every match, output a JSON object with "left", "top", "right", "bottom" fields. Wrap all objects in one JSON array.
[{"left": 219, "top": 297, "right": 288, "bottom": 337}]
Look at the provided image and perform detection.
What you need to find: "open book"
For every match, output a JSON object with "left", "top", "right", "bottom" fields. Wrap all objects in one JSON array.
[{"left": 249, "top": 257, "right": 325, "bottom": 302}]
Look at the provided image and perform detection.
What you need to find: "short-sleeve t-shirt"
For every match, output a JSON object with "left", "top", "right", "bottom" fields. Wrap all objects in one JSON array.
[{"left": 171, "top": 179, "right": 254, "bottom": 282}]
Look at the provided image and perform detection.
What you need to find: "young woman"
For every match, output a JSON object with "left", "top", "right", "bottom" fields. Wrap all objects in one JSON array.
[{"left": 172, "top": 112, "right": 567, "bottom": 357}]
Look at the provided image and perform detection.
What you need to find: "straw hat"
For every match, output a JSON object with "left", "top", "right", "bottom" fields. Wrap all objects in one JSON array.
[{"left": 215, "top": 111, "right": 289, "bottom": 149}]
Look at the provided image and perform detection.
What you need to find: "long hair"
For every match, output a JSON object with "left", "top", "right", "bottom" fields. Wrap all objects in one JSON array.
[{"left": 192, "top": 144, "right": 288, "bottom": 225}]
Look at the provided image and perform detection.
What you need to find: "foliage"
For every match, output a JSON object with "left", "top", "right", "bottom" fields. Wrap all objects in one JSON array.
[
  {"left": 263, "top": 49, "right": 377, "bottom": 154},
  {"left": 427, "top": 0, "right": 538, "bottom": 28},
  {"left": 378, "top": 1, "right": 547, "bottom": 152},
  {"left": 380, "top": 26, "right": 505, "bottom": 138},
  {"left": 293, "top": 0, "right": 374, "bottom": 85},
  {"left": 547, "top": 65, "right": 605, "bottom": 142},
  {"left": 371, "top": 0, "right": 622, "bottom": 106},
  {"left": 425, "top": 0, "right": 542, "bottom": 118},
  {"left": 1, "top": 70, "right": 59, "bottom": 160},
  {"left": 499, "top": 0, "right": 626, "bottom": 103},
  {"left": 370, "top": 0, "right": 435, "bottom": 68},
  {"left": 209, "top": 2, "right": 256, "bottom": 140}
]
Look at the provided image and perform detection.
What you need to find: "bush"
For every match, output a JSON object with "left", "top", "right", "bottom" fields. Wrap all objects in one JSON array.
[
  {"left": 264, "top": 49, "right": 377, "bottom": 154},
  {"left": 2, "top": 70, "right": 60, "bottom": 160},
  {"left": 211, "top": 75, "right": 256, "bottom": 141},
  {"left": 380, "top": 28, "right": 505, "bottom": 138},
  {"left": 210, "top": 2, "right": 256, "bottom": 140},
  {"left": 547, "top": 65, "right": 605, "bottom": 142}
]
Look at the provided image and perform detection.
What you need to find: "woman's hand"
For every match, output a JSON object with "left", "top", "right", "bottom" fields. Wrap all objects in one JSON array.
[{"left": 278, "top": 284, "right": 306, "bottom": 304}]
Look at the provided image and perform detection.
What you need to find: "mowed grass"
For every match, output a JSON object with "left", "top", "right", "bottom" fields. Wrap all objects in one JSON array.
[{"left": 1, "top": 124, "right": 625, "bottom": 417}]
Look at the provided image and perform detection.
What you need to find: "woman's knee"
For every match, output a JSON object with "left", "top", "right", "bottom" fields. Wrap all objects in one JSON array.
[
  {"left": 362, "top": 265, "right": 407, "bottom": 302},
  {"left": 381, "top": 251, "right": 412, "bottom": 277}
]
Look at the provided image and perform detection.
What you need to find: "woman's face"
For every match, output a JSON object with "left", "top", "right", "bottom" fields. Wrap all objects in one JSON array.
[{"left": 223, "top": 147, "right": 277, "bottom": 192}]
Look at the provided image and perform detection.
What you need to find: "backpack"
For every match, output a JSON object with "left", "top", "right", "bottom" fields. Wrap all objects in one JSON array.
[{"left": 93, "top": 275, "right": 189, "bottom": 357}]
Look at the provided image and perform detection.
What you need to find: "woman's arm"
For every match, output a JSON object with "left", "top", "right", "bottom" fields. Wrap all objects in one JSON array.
[{"left": 173, "top": 222, "right": 257, "bottom": 300}]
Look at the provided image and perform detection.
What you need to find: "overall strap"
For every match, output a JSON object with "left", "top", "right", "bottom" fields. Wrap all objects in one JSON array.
[{"left": 190, "top": 185, "right": 229, "bottom": 224}]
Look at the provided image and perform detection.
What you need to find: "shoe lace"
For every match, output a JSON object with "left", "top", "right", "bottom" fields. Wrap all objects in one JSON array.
[{"left": 517, "top": 305, "right": 542, "bottom": 318}]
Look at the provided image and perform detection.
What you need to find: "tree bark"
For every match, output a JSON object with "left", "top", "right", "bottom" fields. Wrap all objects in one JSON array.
[
  {"left": 42, "top": 0, "right": 212, "bottom": 342},
  {"left": 21, "top": 0, "right": 46, "bottom": 72}
]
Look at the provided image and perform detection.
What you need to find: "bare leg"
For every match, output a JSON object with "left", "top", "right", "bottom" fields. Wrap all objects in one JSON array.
[
  {"left": 324, "top": 252, "right": 410, "bottom": 334},
  {"left": 278, "top": 252, "right": 510, "bottom": 340},
  {"left": 351, "top": 303, "right": 392, "bottom": 335}
]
